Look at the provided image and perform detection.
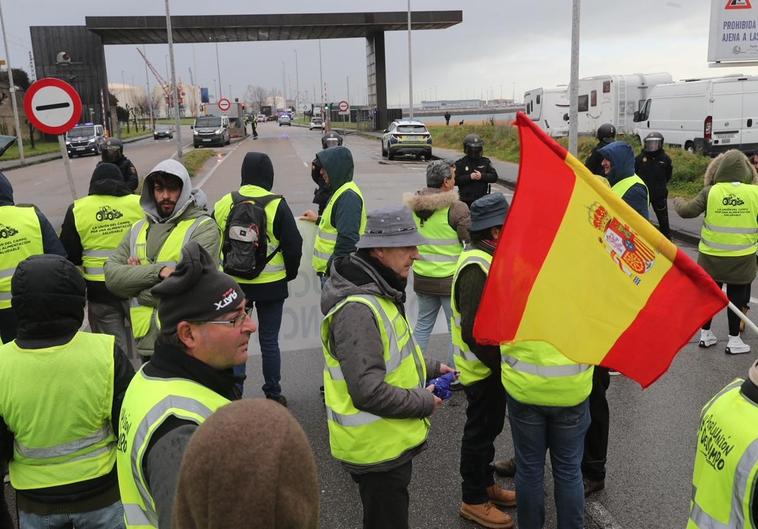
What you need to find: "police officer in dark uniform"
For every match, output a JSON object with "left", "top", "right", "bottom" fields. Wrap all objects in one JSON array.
[
  {"left": 584, "top": 123, "right": 616, "bottom": 176},
  {"left": 455, "top": 134, "right": 499, "bottom": 207},
  {"left": 99, "top": 138, "right": 139, "bottom": 192},
  {"left": 635, "top": 132, "right": 673, "bottom": 238},
  {"left": 310, "top": 132, "right": 343, "bottom": 215}
]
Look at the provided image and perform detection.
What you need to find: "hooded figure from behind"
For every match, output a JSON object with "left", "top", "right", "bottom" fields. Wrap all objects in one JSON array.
[
  {"left": 59, "top": 163, "right": 144, "bottom": 353},
  {"left": 0, "top": 171, "right": 65, "bottom": 344},
  {"left": 598, "top": 141, "right": 650, "bottom": 220},
  {"left": 104, "top": 159, "right": 221, "bottom": 361},
  {"left": 211, "top": 152, "right": 303, "bottom": 402},
  {"left": 307, "top": 146, "right": 367, "bottom": 275}
]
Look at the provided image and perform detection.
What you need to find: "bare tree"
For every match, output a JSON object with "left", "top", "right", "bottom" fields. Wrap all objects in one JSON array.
[{"left": 244, "top": 84, "right": 268, "bottom": 113}]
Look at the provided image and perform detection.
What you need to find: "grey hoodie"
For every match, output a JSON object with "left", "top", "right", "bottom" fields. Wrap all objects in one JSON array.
[
  {"left": 321, "top": 253, "right": 441, "bottom": 473},
  {"left": 104, "top": 159, "right": 221, "bottom": 357}
]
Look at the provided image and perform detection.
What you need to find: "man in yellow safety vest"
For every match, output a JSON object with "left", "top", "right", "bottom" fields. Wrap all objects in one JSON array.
[
  {"left": 117, "top": 242, "right": 256, "bottom": 529},
  {"left": 321, "top": 206, "right": 455, "bottom": 529},
  {"left": 105, "top": 159, "right": 221, "bottom": 362},
  {"left": 0, "top": 254, "right": 134, "bottom": 528},
  {"left": 60, "top": 163, "right": 143, "bottom": 354}
]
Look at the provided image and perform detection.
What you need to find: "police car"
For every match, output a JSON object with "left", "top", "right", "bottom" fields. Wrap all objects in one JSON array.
[{"left": 65, "top": 123, "right": 106, "bottom": 157}]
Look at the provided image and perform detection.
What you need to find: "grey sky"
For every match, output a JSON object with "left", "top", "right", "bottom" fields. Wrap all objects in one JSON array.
[{"left": 0, "top": 1, "right": 749, "bottom": 107}]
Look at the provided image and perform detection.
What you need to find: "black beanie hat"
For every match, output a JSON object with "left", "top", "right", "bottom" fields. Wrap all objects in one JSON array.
[
  {"left": 152, "top": 242, "right": 245, "bottom": 335},
  {"left": 12, "top": 254, "right": 86, "bottom": 339}
]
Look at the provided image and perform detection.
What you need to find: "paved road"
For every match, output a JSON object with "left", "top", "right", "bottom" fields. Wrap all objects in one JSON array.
[{"left": 4, "top": 123, "right": 757, "bottom": 528}]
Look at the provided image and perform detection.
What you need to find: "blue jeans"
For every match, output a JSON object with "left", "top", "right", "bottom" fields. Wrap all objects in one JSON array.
[
  {"left": 19, "top": 500, "right": 124, "bottom": 529},
  {"left": 413, "top": 293, "right": 454, "bottom": 366},
  {"left": 506, "top": 393, "right": 590, "bottom": 529},
  {"left": 233, "top": 299, "right": 286, "bottom": 397}
]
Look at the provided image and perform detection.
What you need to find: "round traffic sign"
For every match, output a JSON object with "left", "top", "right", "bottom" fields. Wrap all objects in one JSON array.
[
  {"left": 338, "top": 100, "right": 350, "bottom": 112},
  {"left": 23, "top": 78, "right": 82, "bottom": 135},
  {"left": 218, "top": 98, "right": 231, "bottom": 112}
]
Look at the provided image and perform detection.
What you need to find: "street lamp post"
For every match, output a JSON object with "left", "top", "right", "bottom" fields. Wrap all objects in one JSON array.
[
  {"left": 215, "top": 41, "right": 222, "bottom": 101},
  {"left": 407, "top": 0, "right": 414, "bottom": 120},
  {"left": 0, "top": 0, "right": 24, "bottom": 163},
  {"left": 568, "top": 0, "right": 581, "bottom": 156},
  {"left": 294, "top": 49, "right": 300, "bottom": 112},
  {"left": 165, "top": 0, "right": 182, "bottom": 160}
]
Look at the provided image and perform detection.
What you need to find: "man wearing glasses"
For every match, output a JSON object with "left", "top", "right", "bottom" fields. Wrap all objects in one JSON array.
[{"left": 117, "top": 242, "right": 256, "bottom": 529}]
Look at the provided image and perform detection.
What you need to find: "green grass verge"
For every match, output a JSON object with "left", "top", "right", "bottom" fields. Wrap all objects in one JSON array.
[
  {"left": 428, "top": 124, "right": 713, "bottom": 198},
  {"left": 183, "top": 149, "right": 217, "bottom": 177},
  {"left": 2, "top": 141, "right": 61, "bottom": 160}
]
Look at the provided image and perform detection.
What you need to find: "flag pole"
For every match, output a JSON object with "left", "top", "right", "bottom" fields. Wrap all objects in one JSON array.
[{"left": 727, "top": 301, "right": 758, "bottom": 335}]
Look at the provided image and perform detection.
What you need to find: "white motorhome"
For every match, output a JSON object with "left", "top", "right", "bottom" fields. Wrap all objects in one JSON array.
[
  {"left": 572, "top": 72, "right": 672, "bottom": 135},
  {"left": 523, "top": 87, "right": 569, "bottom": 137},
  {"left": 633, "top": 75, "right": 758, "bottom": 155}
]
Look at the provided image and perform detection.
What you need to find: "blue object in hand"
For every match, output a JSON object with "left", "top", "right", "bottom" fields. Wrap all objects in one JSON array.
[{"left": 428, "top": 372, "right": 458, "bottom": 400}]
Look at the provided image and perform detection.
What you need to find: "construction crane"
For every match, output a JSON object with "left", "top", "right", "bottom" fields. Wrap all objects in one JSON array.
[{"left": 136, "top": 47, "right": 174, "bottom": 106}]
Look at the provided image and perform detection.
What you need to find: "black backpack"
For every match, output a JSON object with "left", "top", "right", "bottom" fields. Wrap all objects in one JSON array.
[{"left": 221, "top": 191, "right": 281, "bottom": 279}]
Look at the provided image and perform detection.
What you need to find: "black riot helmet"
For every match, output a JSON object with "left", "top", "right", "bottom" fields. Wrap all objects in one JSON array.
[
  {"left": 596, "top": 123, "right": 616, "bottom": 145},
  {"left": 643, "top": 132, "right": 664, "bottom": 153},
  {"left": 101, "top": 138, "right": 124, "bottom": 164},
  {"left": 463, "top": 134, "right": 484, "bottom": 160},
  {"left": 321, "top": 131, "right": 343, "bottom": 149}
]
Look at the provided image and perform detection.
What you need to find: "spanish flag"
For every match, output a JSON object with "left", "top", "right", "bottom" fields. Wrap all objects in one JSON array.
[{"left": 473, "top": 113, "right": 727, "bottom": 388}]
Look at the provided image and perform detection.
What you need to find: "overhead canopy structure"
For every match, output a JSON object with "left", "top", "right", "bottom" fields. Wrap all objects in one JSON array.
[
  {"left": 85, "top": 11, "right": 462, "bottom": 44},
  {"left": 31, "top": 11, "right": 463, "bottom": 130}
]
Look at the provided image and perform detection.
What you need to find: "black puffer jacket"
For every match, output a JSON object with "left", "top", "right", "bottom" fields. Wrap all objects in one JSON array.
[{"left": 0, "top": 255, "right": 134, "bottom": 510}]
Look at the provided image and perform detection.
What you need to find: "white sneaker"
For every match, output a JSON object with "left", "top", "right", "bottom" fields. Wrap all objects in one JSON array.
[
  {"left": 699, "top": 329, "right": 718, "bottom": 348},
  {"left": 726, "top": 335, "right": 751, "bottom": 355}
]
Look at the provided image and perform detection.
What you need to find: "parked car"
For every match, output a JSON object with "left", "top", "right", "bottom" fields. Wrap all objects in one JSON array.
[
  {"left": 278, "top": 114, "right": 292, "bottom": 126},
  {"left": 193, "top": 115, "right": 230, "bottom": 147},
  {"left": 381, "top": 120, "right": 432, "bottom": 160},
  {"left": 256, "top": 114, "right": 267, "bottom": 123},
  {"left": 153, "top": 124, "right": 174, "bottom": 140},
  {"left": 65, "top": 123, "right": 106, "bottom": 157},
  {"left": 310, "top": 117, "right": 324, "bottom": 130}
]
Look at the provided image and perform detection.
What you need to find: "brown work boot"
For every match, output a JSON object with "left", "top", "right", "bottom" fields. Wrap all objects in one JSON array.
[
  {"left": 459, "top": 501, "right": 514, "bottom": 529},
  {"left": 486, "top": 484, "right": 517, "bottom": 507}
]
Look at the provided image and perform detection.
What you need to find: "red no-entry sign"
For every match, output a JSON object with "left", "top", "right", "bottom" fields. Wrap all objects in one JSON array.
[
  {"left": 218, "top": 98, "right": 231, "bottom": 112},
  {"left": 23, "top": 78, "right": 82, "bottom": 135}
]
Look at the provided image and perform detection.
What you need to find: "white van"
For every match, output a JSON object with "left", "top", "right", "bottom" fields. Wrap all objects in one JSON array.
[
  {"left": 573, "top": 72, "right": 672, "bottom": 135},
  {"left": 634, "top": 75, "right": 758, "bottom": 155},
  {"left": 523, "top": 87, "right": 569, "bottom": 138}
]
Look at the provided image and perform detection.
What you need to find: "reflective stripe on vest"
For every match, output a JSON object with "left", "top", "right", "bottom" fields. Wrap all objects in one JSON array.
[
  {"left": 500, "top": 340, "right": 593, "bottom": 407},
  {"left": 321, "top": 294, "right": 429, "bottom": 465},
  {"left": 0, "top": 206, "right": 43, "bottom": 309},
  {"left": 451, "top": 249, "right": 493, "bottom": 385},
  {"left": 699, "top": 183, "right": 758, "bottom": 258},
  {"left": 611, "top": 174, "right": 649, "bottom": 206},
  {"left": 412, "top": 207, "right": 463, "bottom": 278},
  {"left": 687, "top": 379, "right": 758, "bottom": 529},
  {"left": 117, "top": 370, "right": 230, "bottom": 528},
  {"left": 312, "top": 182, "right": 367, "bottom": 274},
  {"left": 73, "top": 194, "right": 143, "bottom": 282},
  {"left": 128, "top": 216, "right": 213, "bottom": 339},
  {"left": 0, "top": 332, "right": 117, "bottom": 490},
  {"left": 213, "top": 185, "right": 287, "bottom": 284}
]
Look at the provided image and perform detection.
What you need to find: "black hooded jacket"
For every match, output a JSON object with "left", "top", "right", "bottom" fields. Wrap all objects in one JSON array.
[
  {"left": 96, "top": 155, "right": 138, "bottom": 193},
  {"left": 0, "top": 255, "right": 134, "bottom": 512},
  {"left": 214, "top": 152, "right": 303, "bottom": 302},
  {"left": 59, "top": 163, "right": 134, "bottom": 304},
  {"left": 0, "top": 171, "right": 66, "bottom": 264}
]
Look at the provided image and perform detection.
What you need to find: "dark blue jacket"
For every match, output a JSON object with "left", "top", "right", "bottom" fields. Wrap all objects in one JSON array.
[
  {"left": 598, "top": 142, "right": 649, "bottom": 220},
  {"left": 0, "top": 171, "right": 66, "bottom": 258}
]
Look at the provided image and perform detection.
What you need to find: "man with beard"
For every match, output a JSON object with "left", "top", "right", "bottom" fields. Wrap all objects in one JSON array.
[{"left": 105, "top": 159, "right": 221, "bottom": 363}]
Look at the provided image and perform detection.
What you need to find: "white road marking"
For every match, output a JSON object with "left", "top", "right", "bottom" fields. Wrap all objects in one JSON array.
[{"left": 196, "top": 138, "right": 249, "bottom": 189}]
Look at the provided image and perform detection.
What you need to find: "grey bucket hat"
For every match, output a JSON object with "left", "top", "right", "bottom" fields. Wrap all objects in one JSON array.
[
  {"left": 470, "top": 193, "right": 510, "bottom": 231},
  {"left": 356, "top": 206, "right": 428, "bottom": 249}
]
